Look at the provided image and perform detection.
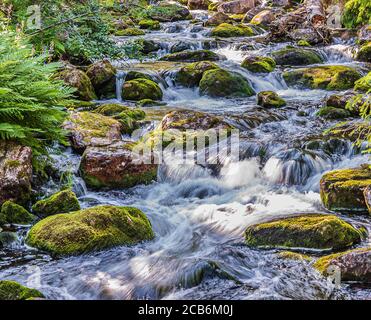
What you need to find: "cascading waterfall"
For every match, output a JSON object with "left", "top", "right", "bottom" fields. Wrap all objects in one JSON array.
[{"left": 115, "top": 70, "right": 127, "bottom": 102}]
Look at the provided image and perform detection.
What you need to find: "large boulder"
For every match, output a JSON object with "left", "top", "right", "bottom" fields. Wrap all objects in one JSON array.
[
  {"left": 272, "top": 47, "right": 324, "bottom": 66},
  {"left": 147, "top": 3, "right": 191, "bottom": 22},
  {"left": 250, "top": 9, "right": 275, "bottom": 27},
  {"left": 160, "top": 50, "right": 221, "bottom": 62},
  {"left": 211, "top": 23, "right": 254, "bottom": 37},
  {"left": 63, "top": 112, "right": 122, "bottom": 153},
  {"left": 257, "top": 91, "right": 286, "bottom": 108},
  {"left": 356, "top": 42, "right": 371, "bottom": 63},
  {"left": 86, "top": 60, "right": 117, "bottom": 99},
  {"left": 32, "top": 190, "right": 80, "bottom": 217},
  {"left": 26, "top": 205, "right": 155, "bottom": 256},
  {"left": 283, "top": 66, "right": 362, "bottom": 90},
  {"left": 199, "top": 68, "right": 255, "bottom": 97},
  {"left": 204, "top": 12, "right": 230, "bottom": 26},
  {"left": 80, "top": 142, "right": 158, "bottom": 189},
  {"left": 0, "top": 201, "right": 35, "bottom": 225},
  {"left": 316, "top": 106, "right": 351, "bottom": 120},
  {"left": 314, "top": 247, "right": 371, "bottom": 282},
  {"left": 0, "top": 141, "right": 32, "bottom": 206},
  {"left": 241, "top": 56, "right": 276, "bottom": 73},
  {"left": 122, "top": 78, "right": 163, "bottom": 101},
  {"left": 175, "top": 61, "right": 220, "bottom": 87},
  {"left": 0, "top": 281, "right": 44, "bottom": 300},
  {"left": 217, "top": 0, "right": 255, "bottom": 14},
  {"left": 188, "top": 0, "right": 210, "bottom": 10},
  {"left": 57, "top": 68, "right": 97, "bottom": 101},
  {"left": 320, "top": 165, "right": 371, "bottom": 214},
  {"left": 245, "top": 214, "right": 364, "bottom": 250}
]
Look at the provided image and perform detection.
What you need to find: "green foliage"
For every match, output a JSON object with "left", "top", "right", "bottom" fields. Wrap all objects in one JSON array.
[
  {"left": 342, "top": 0, "right": 371, "bottom": 28},
  {"left": 0, "top": 31, "right": 73, "bottom": 157}
]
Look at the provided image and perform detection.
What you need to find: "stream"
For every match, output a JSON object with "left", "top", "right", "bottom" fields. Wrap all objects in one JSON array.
[{"left": 0, "top": 9, "right": 370, "bottom": 300}]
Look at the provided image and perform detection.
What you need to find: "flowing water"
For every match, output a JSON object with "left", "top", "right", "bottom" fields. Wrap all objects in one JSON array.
[{"left": 1, "top": 10, "right": 370, "bottom": 300}]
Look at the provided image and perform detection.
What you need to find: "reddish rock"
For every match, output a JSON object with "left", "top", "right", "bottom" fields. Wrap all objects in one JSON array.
[
  {"left": 217, "top": 0, "right": 256, "bottom": 14},
  {"left": 188, "top": 0, "right": 209, "bottom": 10}
]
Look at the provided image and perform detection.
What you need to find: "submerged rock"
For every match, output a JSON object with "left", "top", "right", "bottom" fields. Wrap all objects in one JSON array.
[
  {"left": 80, "top": 142, "right": 158, "bottom": 189},
  {"left": 0, "top": 281, "right": 44, "bottom": 300},
  {"left": 241, "top": 56, "right": 276, "bottom": 73},
  {"left": 257, "top": 91, "right": 286, "bottom": 108},
  {"left": 314, "top": 247, "right": 371, "bottom": 282},
  {"left": 211, "top": 23, "right": 254, "bottom": 37},
  {"left": 175, "top": 61, "right": 220, "bottom": 87},
  {"left": 122, "top": 78, "right": 163, "bottom": 101},
  {"left": 272, "top": 47, "right": 323, "bottom": 66},
  {"left": 245, "top": 214, "right": 364, "bottom": 250},
  {"left": 199, "top": 68, "right": 255, "bottom": 97},
  {"left": 0, "top": 141, "right": 32, "bottom": 206},
  {"left": 320, "top": 165, "right": 371, "bottom": 214},
  {"left": 283, "top": 66, "right": 362, "bottom": 90},
  {"left": 86, "top": 60, "right": 116, "bottom": 99},
  {"left": 0, "top": 201, "right": 35, "bottom": 225},
  {"left": 32, "top": 190, "right": 80, "bottom": 217},
  {"left": 160, "top": 50, "right": 221, "bottom": 62},
  {"left": 26, "top": 205, "right": 154, "bottom": 256},
  {"left": 63, "top": 112, "right": 122, "bottom": 153}
]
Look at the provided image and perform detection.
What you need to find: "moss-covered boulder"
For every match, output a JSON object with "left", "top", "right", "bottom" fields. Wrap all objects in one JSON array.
[
  {"left": 125, "top": 71, "right": 154, "bottom": 82},
  {"left": 314, "top": 247, "right": 371, "bottom": 282},
  {"left": 199, "top": 68, "right": 254, "bottom": 97},
  {"left": 316, "top": 106, "right": 352, "bottom": 119},
  {"left": 26, "top": 205, "right": 154, "bottom": 256},
  {"left": 0, "top": 201, "right": 35, "bottom": 225},
  {"left": 0, "top": 141, "right": 32, "bottom": 206},
  {"left": 354, "top": 72, "right": 371, "bottom": 92},
  {"left": 122, "top": 78, "right": 163, "bottom": 101},
  {"left": 63, "top": 112, "right": 122, "bottom": 153},
  {"left": 80, "top": 142, "right": 158, "bottom": 189},
  {"left": 257, "top": 91, "right": 286, "bottom": 108},
  {"left": 32, "top": 190, "right": 80, "bottom": 217},
  {"left": 283, "top": 66, "right": 362, "bottom": 90},
  {"left": 146, "top": 3, "right": 191, "bottom": 22},
  {"left": 137, "top": 39, "right": 161, "bottom": 54},
  {"left": 175, "top": 61, "right": 220, "bottom": 87},
  {"left": 0, "top": 281, "right": 44, "bottom": 300},
  {"left": 115, "top": 28, "right": 145, "bottom": 36},
  {"left": 356, "top": 42, "right": 371, "bottom": 63},
  {"left": 160, "top": 50, "right": 220, "bottom": 62},
  {"left": 57, "top": 68, "right": 97, "bottom": 101},
  {"left": 211, "top": 23, "right": 254, "bottom": 37},
  {"left": 320, "top": 165, "right": 371, "bottom": 214},
  {"left": 245, "top": 214, "right": 364, "bottom": 250},
  {"left": 241, "top": 56, "right": 276, "bottom": 73},
  {"left": 139, "top": 19, "right": 161, "bottom": 30},
  {"left": 272, "top": 47, "right": 323, "bottom": 66},
  {"left": 86, "top": 60, "right": 116, "bottom": 99}
]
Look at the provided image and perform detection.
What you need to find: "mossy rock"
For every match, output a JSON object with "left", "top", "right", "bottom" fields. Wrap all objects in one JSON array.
[
  {"left": 241, "top": 56, "right": 276, "bottom": 73},
  {"left": 160, "top": 50, "right": 220, "bottom": 62},
  {"left": 354, "top": 72, "right": 371, "bottom": 92},
  {"left": 115, "top": 28, "right": 145, "bottom": 36},
  {"left": 139, "top": 19, "right": 161, "bottom": 30},
  {"left": 272, "top": 47, "right": 323, "bottom": 66},
  {"left": 122, "top": 78, "right": 163, "bottom": 101},
  {"left": 316, "top": 106, "right": 352, "bottom": 119},
  {"left": 283, "top": 66, "right": 362, "bottom": 90},
  {"left": 137, "top": 39, "right": 161, "bottom": 54},
  {"left": 245, "top": 214, "right": 364, "bottom": 250},
  {"left": 320, "top": 165, "right": 371, "bottom": 214},
  {"left": 0, "top": 281, "right": 44, "bottom": 300},
  {"left": 277, "top": 251, "right": 312, "bottom": 261},
  {"left": 314, "top": 247, "right": 371, "bottom": 282},
  {"left": 356, "top": 42, "right": 371, "bottom": 63},
  {"left": 86, "top": 60, "right": 116, "bottom": 98},
  {"left": 257, "top": 91, "right": 286, "bottom": 108},
  {"left": 125, "top": 71, "right": 154, "bottom": 82},
  {"left": 32, "top": 190, "right": 80, "bottom": 217},
  {"left": 26, "top": 205, "right": 154, "bottom": 256},
  {"left": 199, "top": 68, "right": 255, "bottom": 97},
  {"left": 211, "top": 23, "right": 254, "bottom": 38},
  {"left": 297, "top": 40, "right": 311, "bottom": 47},
  {"left": 175, "top": 61, "right": 220, "bottom": 87},
  {"left": 146, "top": 3, "right": 191, "bottom": 22},
  {"left": 0, "top": 201, "right": 35, "bottom": 225}
]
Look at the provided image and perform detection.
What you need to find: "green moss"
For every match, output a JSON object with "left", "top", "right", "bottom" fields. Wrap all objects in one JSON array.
[
  {"left": 115, "top": 28, "right": 145, "bottom": 36},
  {"left": 175, "top": 61, "right": 220, "bottom": 87},
  {"left": 316, "top": 106, "right": 352, "bottom": 119},
  {"left": 86, "top": 61, "right": 116, "bottom": 92},
  {"left": 122, "top": 78, "right": 163, "bottom": 101},
  {"left": 241, "top": 56, "right": 276, "bottom": 73},
  {"left": 257, "top": 91, "right": 286, "bottom": 108},
  {"left": 0, "top": 281, "right": 44, "bottom": 300},
  {"left": 211, "top": 23, "right": 254, "bottom": 38},
  {"left": 245, "top": 214, "right": 363, "bottom": 250},
  {"left": 320, "top": 165, "right": 371, "bottom": 213},
  {"left": 94, "top": 103, "right": 131, "bottom": 116},
  {"left": 4, "top": 159, "right": 21, "bottom": 168},
  {"left": 199, "top": 68, "right": 255, "bottom": 97},
  {"left": 32, "top": 190, "right": 80, "bottom": 217},
  {"left": 356, "top": 42, "right": 371, "bottom": 63},
  {"left": 272, "top": 47, "right": 323, "bottom": 66},
  {"left": 160, "top": 50, "right": 220, "bottom": 62},
  {"left": 137, "top": 99, "right": 166, "bottom": 107},
  {"left": 354, "top": 72, "right": 371, "bottom": 92},
  {"left": 126, "top": 71, "right": 154, "bottom": 82},
  {"left": 297, "top": 40, "right": 311, "bottom": 47},
  {"left": 0, "top": 201, "right": 35, "bottom": 225},
  {"left": 283, "top": 65, "right": 362, "bottom": 90},
  {"left": 26, "top": 205, "right": 154, "bottom": 256},
  {"left": 146, "top": 3, "right": 190, "bottom": 22},
  {"left": 277, "top": 251, "right": 312, "bottom": 261},
  {"left": 138, "top": 19, "right": 161, "bottom": 30}
]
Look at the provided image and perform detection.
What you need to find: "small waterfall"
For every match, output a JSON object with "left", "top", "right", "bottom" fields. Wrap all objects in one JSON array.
[{"left": 115, "top": 71, "right": 127, "bottom": 102}]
